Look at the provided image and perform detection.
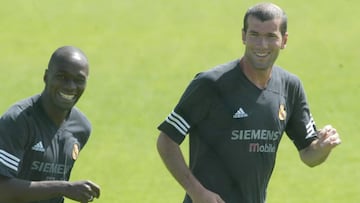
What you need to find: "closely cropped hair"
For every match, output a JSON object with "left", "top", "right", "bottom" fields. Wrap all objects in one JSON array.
[
  {"left": 243, "top": 3, "right": 288, "bottom": 36},
  {"left": 48, "top": 46, "right": 88, "bottom": 71}
]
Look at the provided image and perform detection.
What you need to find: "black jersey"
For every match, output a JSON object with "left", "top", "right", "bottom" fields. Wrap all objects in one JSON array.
[
  {"left": 158, "top": 59, "right": 318, "bottom": 203},
  {"left": 0, "top": 94, "right": 91, "bottom": 203}
]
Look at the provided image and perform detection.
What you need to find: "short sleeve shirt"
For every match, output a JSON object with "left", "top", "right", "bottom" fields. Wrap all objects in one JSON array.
[
  {"left": 158, "top": 59, "right": 318, "bottom": 203},
  {"left": 0, "top": 94, "right": 91, "bottom": 203}
]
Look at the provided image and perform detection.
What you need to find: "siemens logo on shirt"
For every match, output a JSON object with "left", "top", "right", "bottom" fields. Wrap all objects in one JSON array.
[
  {"left": 249, "top": 143, "right": 276, "bottom": 152},
  {"left": 231, "top": 129, "right": 281, "bottom": 141},
  {"left": 31, "top": 161, "right": 69, "bottom": 175}
]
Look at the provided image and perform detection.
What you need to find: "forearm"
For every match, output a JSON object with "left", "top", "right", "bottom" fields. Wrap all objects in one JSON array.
[
  {"left": 299, "top": 125, "right": 341, "bottom": 167},
  {"left": 0, "top": 177, "right": 68, "bottom": 202},
  {"left": 157, "top": 132, "right": 205, "bottom": 197},
  {"left": 299, "top": 139, "right": 330, "bottom": 167}
]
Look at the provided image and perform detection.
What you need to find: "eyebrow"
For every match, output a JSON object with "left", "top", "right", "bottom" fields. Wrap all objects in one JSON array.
[{"left": 248, "top": 30, "right": 278, "bottom": 36}]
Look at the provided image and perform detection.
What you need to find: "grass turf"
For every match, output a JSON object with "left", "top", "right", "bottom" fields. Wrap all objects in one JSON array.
[{"left": 0, "top": 0, "right": 359, "bottom": 202}]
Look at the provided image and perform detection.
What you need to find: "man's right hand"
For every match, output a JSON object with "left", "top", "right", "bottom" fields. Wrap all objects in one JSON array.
[
  {"left": 190, "top": 188, "right": 225, "bottom": 203},
  {"left": 63, "top": 180, "right": 101, "bottom": 203}
]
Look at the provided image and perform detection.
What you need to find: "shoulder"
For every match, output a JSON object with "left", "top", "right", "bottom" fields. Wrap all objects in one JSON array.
[
  {"left": 194, "top": 59, "right": 240, "bottom": 86},
  {"left": 271, "top": 66, "right": 307, "bottom": 101},
  {"left": 1, "top": 95, "right": 40, "bottom": 121},
  {"left": 273, "top": 66, "right": 302, "bottom": 86},
  {"left": 0, "top": 95, "right": 40, "bottom": 145},
  {"left": 67, "top": 107, "right": 92, "bottom": 147},
  {"left": 68, "top": 107, "right": 92, "bottom": 132}
]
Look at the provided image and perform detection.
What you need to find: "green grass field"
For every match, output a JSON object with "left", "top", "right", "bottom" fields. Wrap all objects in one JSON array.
[{"left": 0, "top": 0, "right": 359, "bottom": 202}]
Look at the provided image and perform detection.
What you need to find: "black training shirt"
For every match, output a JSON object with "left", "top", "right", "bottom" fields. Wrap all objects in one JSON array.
[
  {"left": 0, "top": 94, "right": 91, "bottom": 203},
  {"left": 158, "top": 59, "right": 318, "bottom": 203}
]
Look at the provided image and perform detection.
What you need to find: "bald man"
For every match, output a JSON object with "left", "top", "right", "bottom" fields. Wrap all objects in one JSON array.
[{"left": 0, "top": 46, "right": 100, "bottom": 203}]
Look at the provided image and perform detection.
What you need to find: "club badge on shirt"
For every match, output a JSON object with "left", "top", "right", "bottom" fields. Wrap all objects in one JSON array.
[
  {"left": 72, "top": 143, "right": 80, "bottom": 160},
  {"left": 278, "top": 104, "right": 287, "bottom": 121}
]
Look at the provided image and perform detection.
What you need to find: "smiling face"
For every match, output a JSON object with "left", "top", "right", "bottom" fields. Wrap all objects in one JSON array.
[
  {"left": 42, "top": 47, "right": 89, "bottom": 114},
  {"left": 242, "top": 15, "right": 288, "bottom": 71}
]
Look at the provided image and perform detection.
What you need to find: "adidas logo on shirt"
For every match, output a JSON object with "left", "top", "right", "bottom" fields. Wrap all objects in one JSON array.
[
  {"left": 32, "top": 141, "right": 45, "bottom": 152},
  {"left": 233, "top": 107, "right": 248, "bottom": 119}
]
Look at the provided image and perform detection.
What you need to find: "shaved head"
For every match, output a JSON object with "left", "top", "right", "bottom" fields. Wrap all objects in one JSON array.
[{"left": 48, "top": 46, "right": 89, "bottom": 74}]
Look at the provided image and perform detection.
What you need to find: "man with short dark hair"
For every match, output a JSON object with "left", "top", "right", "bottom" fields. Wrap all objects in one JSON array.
[
  {"left": 156, "top": 3, "right": 341, "bottom": 203},
  {"left": 0, "top": 46, "right": 100, "bottom": 203}
]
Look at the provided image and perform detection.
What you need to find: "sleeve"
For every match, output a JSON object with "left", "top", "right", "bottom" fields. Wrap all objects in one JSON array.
[
  {"left": 70, "top": 108, "right": 92, "bottom": 150},
  {"left": 285, "top": 79, "right": 318, "bottom": 150},
  {"left": 158, "top": 73, "right": 216, "bottom": 144},
  {"left": 0, "top": 113, "right": 29, "bottom": 177}
]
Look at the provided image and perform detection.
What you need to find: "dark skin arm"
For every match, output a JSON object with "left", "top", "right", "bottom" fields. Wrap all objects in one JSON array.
[{"left": 0, "top": 175, "right": 100, "bottom": 203}]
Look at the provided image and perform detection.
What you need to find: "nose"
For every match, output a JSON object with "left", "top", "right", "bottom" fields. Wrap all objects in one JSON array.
[
  {"left": 255, "top": 36, "right": 268, "bottom": 48},
  {"left": 63, "top": 78, "right": 77, "bottom": 90}
]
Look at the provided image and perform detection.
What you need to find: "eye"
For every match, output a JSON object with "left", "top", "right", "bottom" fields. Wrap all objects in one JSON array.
[
  {"left": 248, "top": 32, "right": 259, "bottom": 37},
  {"left": 267, "top": 33, "right": 279, "bottom": 39},
  {"left": 73, "top": 75, "right": 87, "bottom": 85},
  {"left": 75, "top": 78, "right": 86, "bottom": 85},
  {"left": 55, "top": 73, "right": 66, "bottom": 81}
]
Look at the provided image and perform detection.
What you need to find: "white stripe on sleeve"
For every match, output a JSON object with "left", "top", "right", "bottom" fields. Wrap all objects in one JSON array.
[
  {"left": 165, "top": 111, "right": 190, "bottom": 136},
  {"left": 305, "top": 116, "right": 317, "bottom": 139},
  {"left": 0, "top": 149, "right": 20, "bottom": 172}
]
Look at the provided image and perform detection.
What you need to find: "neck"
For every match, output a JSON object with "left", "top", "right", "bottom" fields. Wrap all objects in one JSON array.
[
  {"left": 239, "top": 58, "right": 272, "bottom": 89},
  {"left": 40, "top": 94, "right": 69, "bottom": 126}
]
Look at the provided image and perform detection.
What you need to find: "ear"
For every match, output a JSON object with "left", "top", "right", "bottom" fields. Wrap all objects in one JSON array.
[
  {"left": 43, "top": 69, "right": 48, "bottom": 83},
  {"left": 242, "top": 29, "right": 246, "bottom": 45},
  {"left": 281, "top": 32, "right": 288, "bottom": 49}
]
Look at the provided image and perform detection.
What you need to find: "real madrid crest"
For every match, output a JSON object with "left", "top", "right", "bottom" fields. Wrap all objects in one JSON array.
[
  {"left": 278, "top": 104, "right": 287, "bottom": 121},
  {"left": 72, "top": 143, "right": 80, "bottom": 160}
]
